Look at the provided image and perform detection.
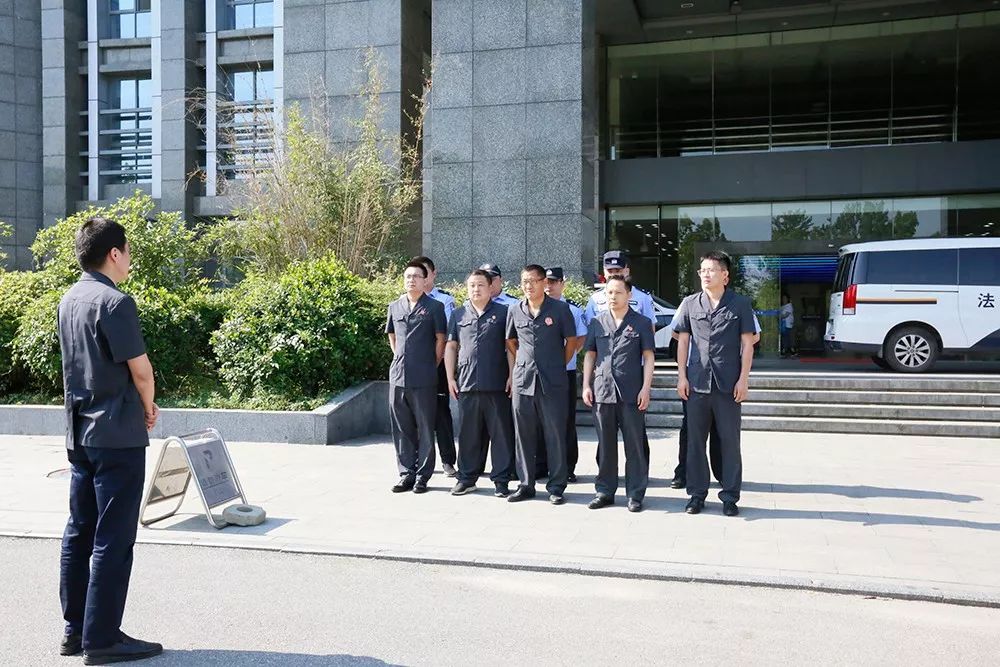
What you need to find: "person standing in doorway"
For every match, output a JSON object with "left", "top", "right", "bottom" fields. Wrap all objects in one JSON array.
[
  {"left": 779, "top": 293, "right": 795, "bottom": 357},
  {"left": 581, "top": 276, "right": 655, "bottom": 512},
  {"left": 674, "top": 251, "right": 756, "bottom": 517},
  {"left": 505, "top": 265, "right": 577, "bottom": 505},
  {"left": 58, "top": 217, "right": 163, "bottom": 664},
  {"left": 386, "top": 260, "right": 448, "bottom": 494},
  {"left": 412, "top": 256, "right": 458, "bottom": 478}
]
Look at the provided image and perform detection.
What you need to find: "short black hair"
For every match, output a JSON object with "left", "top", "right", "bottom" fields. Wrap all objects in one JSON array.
[
  {"left": 522, "top": 264, "right": 546, "bottom": 279},
  {"left": 75, "top": 217, "right": 128, "bottom": 272},
  {"left": 467, "top": 268, "right": 492, "bottom": 282},
  {"left": 411, "top": 255, "right": 435, "bottom": 272},
  {"left": 606, "top": 275, "right": 633, "bottom": 291},
  {"left": 700, "top": 250, "right": 732, "bottom": 273},
  {"left": 404, "top": 260, "right": 428, "bottom": 278}
]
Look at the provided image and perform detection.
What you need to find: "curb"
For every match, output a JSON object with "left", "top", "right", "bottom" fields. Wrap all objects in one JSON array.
[{"left": 5, "top": 530, "right": 997, "bottom": 610}]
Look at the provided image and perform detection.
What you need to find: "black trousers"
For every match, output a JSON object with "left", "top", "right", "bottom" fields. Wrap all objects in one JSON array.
[
  {"left": 61, "top": 446, "right": 145, "bottom": 651},
  {"left": 536, "top": 370, "right": 578, "bottom": 477},
  {"left": 456, "top": 391, "right": 515, "bottom": 484},
  {"left": 389, "top": 385, "right": 437, "bottom": 481},
  {"left": 594, "top": 402, "right": 650, "bottom": 501},
  {"left": 512, "top": 388, "right": 568, "bottom": 495},
  {"left": 686, "top": 389, "right": 743, "bottom": 503},
  {"left": 435, "top": 364, "right": 457, "bottom": 466},
  {"left": 674, "top": 398, "right": 722, "bottom": 483}
]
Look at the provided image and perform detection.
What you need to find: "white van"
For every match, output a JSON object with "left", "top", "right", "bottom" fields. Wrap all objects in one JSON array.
[{"left": 825, "top": 238, "right": 1000, "bottom": 372}]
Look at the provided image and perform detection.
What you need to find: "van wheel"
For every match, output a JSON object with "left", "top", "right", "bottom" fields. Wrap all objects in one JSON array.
[
  {"left": 884, "top": 327, "right": 938, "bottom": 373},
  {"left": 870, "top": 355, "right": 890, "bottom": 370}
]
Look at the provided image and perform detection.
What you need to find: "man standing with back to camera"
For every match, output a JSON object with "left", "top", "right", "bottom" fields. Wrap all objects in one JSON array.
[{"left": 57, "top": 217, "right": 163, "bottom": 664}]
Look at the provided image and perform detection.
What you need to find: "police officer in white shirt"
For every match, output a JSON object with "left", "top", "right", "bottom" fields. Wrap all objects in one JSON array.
[
  {"left": 413, "top": 256, "right": 458, "bottom": 477},
  {"left": 480, "top": 263, "right": 519, "bottom": 307},
  {"left": 584, "top": 251, "right": 656, "bottom": 329}
]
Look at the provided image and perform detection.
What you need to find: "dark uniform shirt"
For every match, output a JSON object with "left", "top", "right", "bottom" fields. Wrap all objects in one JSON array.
[
  {"left": 385, "top": 293, "right": 447, "bottom": 389},
  {"left": 505, "top": 295, "right": 576, "bottom": 396},
  {"left": 585, "top": 308, "right": 655, "bottom": 404},
  {"left": 447, "top": 300, "right": 509, "bottom": 393},
  {"left": 57, "top": 271, "right": 148, "bottom": 451},
  {"left": 672, "top": 289, "right": 756, "bottom": 394}
]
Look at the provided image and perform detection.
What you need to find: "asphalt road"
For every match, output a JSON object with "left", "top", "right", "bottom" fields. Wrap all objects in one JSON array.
[{"left": 3, "top": 537, "right": 999, "bottom": 666}]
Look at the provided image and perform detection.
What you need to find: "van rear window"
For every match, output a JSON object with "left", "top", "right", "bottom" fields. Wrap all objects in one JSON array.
[
  {"left": 833, "top": 253, "right": 858, "bottom": 292},
  {"left": 865, "top": 249, "right": 958, "bottom": 285}
]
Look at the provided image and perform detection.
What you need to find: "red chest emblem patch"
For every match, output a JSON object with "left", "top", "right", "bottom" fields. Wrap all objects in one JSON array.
[{"left": 544, "top": 317, "right": 553, "bottom": 326}]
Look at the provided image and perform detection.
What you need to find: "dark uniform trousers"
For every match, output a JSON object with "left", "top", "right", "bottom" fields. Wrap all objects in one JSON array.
[
  {"left": 686, "top": 389, "right": 742, "bottom": 503},
  {"left": 675, "top": 399, "right": 723, "bottom": 483},
  {"left": 535, "top": 370, "right": 579, "bottom": 478},
  {"left": 594, "top": 402, "right": 650, "bottom": 501},
  {"left": 435, "top": 364, "right": 457, "bottom": 466},
  {"left": 60, "top": 446, "right": 145, "bottom": 650},
  {"left": 390, "top": 385, "right": 438, "bottom": 481},
  {"left": 457, "top": 392, "right": 515, "bottom": 485},
  {"left": 512, "top": 388, "right": 569, "bottom": 495}
]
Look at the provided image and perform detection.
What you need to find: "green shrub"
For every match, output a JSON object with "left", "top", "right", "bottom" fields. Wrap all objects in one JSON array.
[
  {"left": 0, "top": 271, "right": 47, "bottom": 392},
  {"left": 12, "top": 289, "right": 64, "bottom": 392},
  {"left": 212, "top": 255, "right": 391, "bottom": 403}
]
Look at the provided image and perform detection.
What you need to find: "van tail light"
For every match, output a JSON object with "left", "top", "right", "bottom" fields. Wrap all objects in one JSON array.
[{"left": 843, "top": 284, "right": 857, "bottom": 316}]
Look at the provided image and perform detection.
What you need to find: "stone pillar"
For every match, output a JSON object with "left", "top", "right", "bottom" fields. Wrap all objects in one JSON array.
[
  {"left": 427, "top": 0, "right": 598, "bottom": 283},
  {"left": 158, "top": 1, "right": 202, "bottom": 215}
]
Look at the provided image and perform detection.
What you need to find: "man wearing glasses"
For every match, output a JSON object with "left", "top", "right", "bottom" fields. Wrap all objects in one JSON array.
[
  {"left": 673, "top": 251, "right": 756, "bottom": 517},
  {"left": 505, "top": 265, "right": 578, "bottom": 505}
]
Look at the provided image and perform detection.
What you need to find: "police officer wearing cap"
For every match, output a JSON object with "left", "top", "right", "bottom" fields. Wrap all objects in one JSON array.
[
  {"left": 480, "top": 263, "right": 519, "bottom": 307},
  {"left": 412, "top": 256, "right": 459, "bottom": 478},
  {"left": 584, "top": 251, "right": 656, "bottom": 328},
  {"left": 387, "top": 260, "right": 448, "bottom": 494},
  {"left": 582, "top": 275, "right": 655, "bottom": 513},
  {"left": 445, "top": 269, "right": 516, "bottom": 497},
  {"left": 505, "top": 264, "right": 578, "bottom": 505},
  {"left": 535, "top": 267, "right": 587, "bottom": 483}
]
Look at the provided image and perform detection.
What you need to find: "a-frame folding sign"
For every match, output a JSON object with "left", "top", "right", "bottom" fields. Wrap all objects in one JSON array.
[{"left": 140, "top": 428, "right": 248, "bottom": 529}]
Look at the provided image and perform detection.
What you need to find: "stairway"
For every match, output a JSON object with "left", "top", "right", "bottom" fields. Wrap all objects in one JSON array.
[{"left": 576, "top": 365, "right": 1000, "bottom": 438}]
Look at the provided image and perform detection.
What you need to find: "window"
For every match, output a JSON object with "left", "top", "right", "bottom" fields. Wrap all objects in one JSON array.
[
  {"left": 959, "top": 248, "right": 1000, "bottom": 286},
  {"left": 833, "top": 253, "right": 859, "bottom": 292},
  {"left": 229, "top": 0, "right": 274, "bottom": 29},
  {"left": 109, "top": 0, "right": 151, "bottom": 39},
  {"left": 100, "top": 77, "right": 153, "bottom": 184},
  {"left": 218, "top": 68, "right": 274, "bottom": 180},
  {"left": 864, "top": 249, "right": 958, "bottom": 285}
]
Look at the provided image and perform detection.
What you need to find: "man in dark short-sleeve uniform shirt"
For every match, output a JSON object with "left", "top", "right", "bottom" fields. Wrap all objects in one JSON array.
[
  {"left": 673, "top": 250, "right": 756, "bottom": 517},
  {"left": 505, "top": 265, "right": 578, "bottom": 504},
  {"left": 445, "top": 269, "right": 516, "bottom": 497},
  {"left": 57, "top": 217, "right": 163, "bottom": 664},
  {"left": 386, "top": 261, "right": 448, "bottom": 493}
]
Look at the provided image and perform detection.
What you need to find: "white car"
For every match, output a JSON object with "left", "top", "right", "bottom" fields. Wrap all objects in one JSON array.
[{"left": 825, "top": 238, "right": 1000, "bottom": 372}]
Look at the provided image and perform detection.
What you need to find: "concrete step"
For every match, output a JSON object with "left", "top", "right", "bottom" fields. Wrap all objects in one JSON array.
[
  {"left": 650, "top": 373, "right": 1000, "bottom": 393},
  {"left": 647, "top": 387, "right": 1000, "bottom": 406},
  {"left": 578, "top": 401, "right": 999, "bottom": 422},
  {"left": 575, "top": 412, "right": 1000, "bottom": 438}
]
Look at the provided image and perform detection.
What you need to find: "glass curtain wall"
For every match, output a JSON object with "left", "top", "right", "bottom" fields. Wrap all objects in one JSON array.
[
  {"left": 217, "top": 68, "right": 274, "bottom": 181},
  {"left": 606, "top": 11, "right": 1000, "bottom": 159},
  {"left": 100, "top": 77, "right": 153, "bottom": 184},
  {"left": 607, "top": 195, "right": 1000, "bottom": 354}
]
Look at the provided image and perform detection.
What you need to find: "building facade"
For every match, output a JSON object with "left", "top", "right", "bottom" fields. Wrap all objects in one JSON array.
[{"left": 5, "top": 1, "right": 1000, "bottom": 354}]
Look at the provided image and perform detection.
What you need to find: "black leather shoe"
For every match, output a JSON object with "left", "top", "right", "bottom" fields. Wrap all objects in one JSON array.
[
  {"left": 83, "top": 633, "right": 162, "bottom": 665},
  {"left": 60, "top": 633, "right": 82, "bottom": 656},
  {"left": 507, "top": 486, "right": 536, "bottom": 503},
  {"left": 494, "top": 482, "right": 510, "bottom": 498},
  {"left": 723, "top": 501, "right": 739, "bottom": 517},
  {"left": 443, "top": 463, "right": 457, "bottom": 478},
  {"left": 670, "top": 478, "right": 685, "bottom": 489},
  {"left": 567, "top": 472, "right": 578, "bottom": 483},
  {"left": 627, "top": 499, "right": 642, "bottom": 513},
  {"left": 451, "top": 481, "right": 476, "bottom": 496},
  {"left": 549, "top": 494, "right": 565, "bottom": 505},
  {"left": 685, "top": 498, "right": 705, "bottom": 514},
  {"left": 413, "top": 480, "right": 429, "bottom": 494},
  {"left": 392, "top": 477, "right": 415, "bottom": 493},
  {"left": 588, "top": 494, "right": 614, "bottom": 510}
]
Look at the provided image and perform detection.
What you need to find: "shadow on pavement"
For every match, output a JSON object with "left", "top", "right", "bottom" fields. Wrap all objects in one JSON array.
[
  {"left": 151, "top": 651, "right": 396, "bottom": 666},
  {"left": 142, "top": 516, "right": 295, "bottom": 535},
  {"left": 742, "top": 482, "right": 981, "bottom": 503},
  {"left": 744, "top": 507, "right": 1000, "bottom": 531}
]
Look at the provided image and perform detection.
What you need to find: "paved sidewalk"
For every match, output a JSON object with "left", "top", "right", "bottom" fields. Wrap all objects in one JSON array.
[{"left": 2, "top": 429, "right": 999, "bottom": 606}]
